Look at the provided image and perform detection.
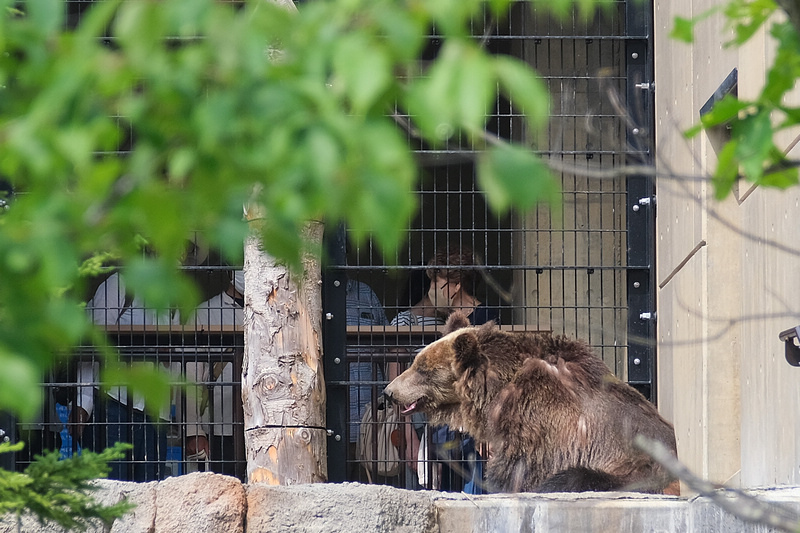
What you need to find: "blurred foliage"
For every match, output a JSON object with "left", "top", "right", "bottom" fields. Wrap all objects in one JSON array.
[
  {"left": 0, "top": 441, "right": 134, "bottom": 530},
  {"left": 0, "top": 0, "right": 591, "bottom": 420},
  {"left": 672, "top": 0, "right": 800, "bottom": 198}
]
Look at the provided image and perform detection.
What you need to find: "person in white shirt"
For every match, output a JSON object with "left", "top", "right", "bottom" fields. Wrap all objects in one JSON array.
[
  {"left": 76, "top": 271, "right": 172, "bottom": 481},
  {"left": 183, "top": 270, "right": 244, "bottom": 479}
]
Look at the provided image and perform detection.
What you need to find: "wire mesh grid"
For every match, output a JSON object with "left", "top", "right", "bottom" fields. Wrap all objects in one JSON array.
[
  {"left": 15, "top": 0, "right": 646, "bottom": 492},
  {"left": 338, "top": 0, "right": 638, "bottom": 489},
  {"left": 16, "top": 235, "right": 248, "bottom": 482}
]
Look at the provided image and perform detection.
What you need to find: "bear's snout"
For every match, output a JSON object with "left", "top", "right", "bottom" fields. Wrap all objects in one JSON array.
[
  {"left": 381, "top": 386, "right": 393, "bottom": 403},
  {"left": 383, "top": 373, "right": 418, "bottom": 410},
  {"left": 383, "top": 372, "right": 407, "bottom": 405}
]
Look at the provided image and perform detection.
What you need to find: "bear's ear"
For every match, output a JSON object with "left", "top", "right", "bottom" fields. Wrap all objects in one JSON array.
[
  {"left": 444, "top": 311, "right": 471, "bottom": 335},
  {"left": 452, "top": 330, "right": 483, "bottom": 371}
]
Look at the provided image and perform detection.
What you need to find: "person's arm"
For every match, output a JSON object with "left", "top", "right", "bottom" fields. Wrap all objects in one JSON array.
[{"left": 70, "top": 361, "right": 97, "bottom": 438}]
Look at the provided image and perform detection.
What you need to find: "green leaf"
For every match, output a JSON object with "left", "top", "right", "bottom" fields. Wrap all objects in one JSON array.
[
  {"left": 494, "top": 55, "right": 551, "bottom": 131},
  {"left": 762, "top": 22, "right": 800, "bottom": 104},
  {"left": 113, "top": 0, "right": 167, "bottom": 68},
  {"left": 347, "top": 120, "right": 416, "bottom": 251},
  {"left": 162, "top": 0, "right": 212, "bottom": 38},
  {"left": 760, "top": 165, "right": 799, "bottom": 189},
  {"left": 670, "top": 16, "right": 696, "bottom": 43},
  {"left": 477, "top": 144, "right": 561, "bottom": 213},
  {"left": 45, "top": 298, "right": 90, "bottom": 345},
  {"left": 454, "top": 45, "right": 495, "bottom": 136},
  {"left": 124, "top": 257, "right": 199, "bottom": 316},
  {"left": 332, "top": 34, "right": 392, "bottom": 115},
  {"left": 306, "top": 125, "right": 342, "bottom": 185},
  {"left": 168, "top": 148, "right": 197, "bottom": 183},
  {"left": 0, "top": 351, "right": 41, "bottom": 421},
  {"left": 424, "top": 0, "right": 483, "bottom": 36},
  {"left": 102, "top": 364, "right": 173, "bottom": 421},
  {"left": 700, "top": 95, "right": 749, "bottom": 128},
  {"left": 712, "top": 139, "right": 740, "bottom": 199},
  {"left": 486, "top": 0, "right": 514, "bottom": 18},
  {"left": 684, "top": 124, "right": 704, "bottom": 139},
  {"left": 24, "top": 0, "right": 64, "bottom": 37},
  {"left": 372, "top": 3, "right": 426, "bottom": 62},
  {"left": 72, "top": 0, "right": 121, "bottom": 46},
  {"left": 723, "top": 0, "right": 776, "bottom": 46},
  {"left": 670, "top": 7, "right": 719, "bottom": 45},
  {"left": 0, "top": 443, "right": 135, "bottom": 529},
  {"left": 543, "top": 0, "right": 576, "bottom": 21},
  {"left": 733, "top": 110, "right": 773, "bottom": 181},
  {"left": 778, "top": 105, "right": 800, "bottom": 128},
  {"left": 405, "top": 41, "right": 463, "bottom": 141},
  {"left": 213, "top": 215, "right": 249, "bottom": 267},
  {"left": 406, "top": 40, "right": 496, "bottom": 141}
]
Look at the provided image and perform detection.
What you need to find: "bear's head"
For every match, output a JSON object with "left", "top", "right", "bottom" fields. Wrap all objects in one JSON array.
[{"left": 383, "top": 312, "right": 486, "bottom": 418}]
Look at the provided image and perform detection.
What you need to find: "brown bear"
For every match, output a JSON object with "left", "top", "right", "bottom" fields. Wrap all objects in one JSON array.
[{"left": 383, "top": 312, "right": 679, "bottom": 494}]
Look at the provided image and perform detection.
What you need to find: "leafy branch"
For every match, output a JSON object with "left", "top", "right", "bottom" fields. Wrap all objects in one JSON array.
[
  {"left": 0, "top": 0, "right": 569, "bottom": 420},
  {"left": 671, "top": 0, "right": 800, "bottom": 198}
]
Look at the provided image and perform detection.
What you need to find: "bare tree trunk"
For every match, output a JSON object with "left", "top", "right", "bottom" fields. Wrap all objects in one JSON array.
[{"left": 241, "top": 222, "right": 326, "bottom": 484}]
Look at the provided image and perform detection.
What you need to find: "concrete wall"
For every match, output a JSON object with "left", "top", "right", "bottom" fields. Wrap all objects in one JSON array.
[
  {"left": 4, "top": 474, "right": 800, "bottom": 533},
  {"left": 654, "top": 1, "right": 800, "bottom": 488}
]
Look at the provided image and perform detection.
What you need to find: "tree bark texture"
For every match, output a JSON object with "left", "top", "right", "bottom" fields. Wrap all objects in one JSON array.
[{"left": 242, "top": 222, "right": 326, "bottom": 484}]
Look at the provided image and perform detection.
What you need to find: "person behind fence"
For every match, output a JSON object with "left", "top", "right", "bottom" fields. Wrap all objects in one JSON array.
[
  {"left": 73, "top": 270, "right": 172, "bottom": 482},
  {"left": 183, "top": 270, "right": 244, "bottom": 479},
  {"left": 423, "top": 245, "right": 499, "bottom": 494},
  {"left": 15, "top": 367, "right": 74, "bottom": 469},
  {"left": 386, "top": 265, "right": 445, "bottom": 489},
  {"left": 390, "top": 267, "right": 443, "bottom": 328},
  {"left": 346, "top": 276, "right": 389, "bottom": 480}
]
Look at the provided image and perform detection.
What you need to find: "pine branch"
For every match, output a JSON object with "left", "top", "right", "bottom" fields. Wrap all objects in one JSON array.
[{"left": 0, "top": 441, "right": 135, "bottom": 531}]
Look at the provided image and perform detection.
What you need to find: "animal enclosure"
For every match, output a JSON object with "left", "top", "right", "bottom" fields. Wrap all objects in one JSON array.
[
  {"left": 324, "top": 0, "right": 656, "bottom": 487},
  {"left": 5, "top": 0, "right": 656, "bottom": 489}
]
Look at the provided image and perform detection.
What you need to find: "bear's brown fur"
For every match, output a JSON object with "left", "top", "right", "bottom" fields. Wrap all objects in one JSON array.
[{"left": 383, "top": 312, "right": 679, "bottom": 493}]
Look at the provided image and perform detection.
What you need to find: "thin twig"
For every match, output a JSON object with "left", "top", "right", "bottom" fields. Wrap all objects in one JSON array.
[{"left": 635, "top": 435, "right": 800, "bottom": 533}]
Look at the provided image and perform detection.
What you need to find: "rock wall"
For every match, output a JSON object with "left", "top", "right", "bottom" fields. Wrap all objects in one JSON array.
[{"left": 2, "top": 473, "right": 800, "bottom": 532}]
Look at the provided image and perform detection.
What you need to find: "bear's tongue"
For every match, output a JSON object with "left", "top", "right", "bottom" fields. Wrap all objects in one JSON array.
[{"left": 401, "top": 401, "right": 417, "bottom": 415}]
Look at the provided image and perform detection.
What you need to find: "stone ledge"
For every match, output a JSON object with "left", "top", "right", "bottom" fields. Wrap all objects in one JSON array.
[{"left": 2, "top": 474, "right": 800, "bottom": 533}]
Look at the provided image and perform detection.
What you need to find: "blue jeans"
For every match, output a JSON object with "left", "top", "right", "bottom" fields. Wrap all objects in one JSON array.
[
  {"left": 433, "top": 428, "right": 484, "bottom": 493},
  {"left": 88, "top": 395, "right": 166, "bottom": 482}
]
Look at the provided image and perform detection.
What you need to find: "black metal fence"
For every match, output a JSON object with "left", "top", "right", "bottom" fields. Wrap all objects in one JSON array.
[
  {"left": 13, "top": 248, "right": 248, "bottom": 481},
  {"left": 323, "top": 0, "right": 656, "bottom": 490},
  {"left": 8, "top": 0, "right": 655, "bottom": 492}
]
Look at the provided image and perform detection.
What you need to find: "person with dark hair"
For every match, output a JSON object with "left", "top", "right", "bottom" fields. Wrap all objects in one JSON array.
[
  {"left": 75, "top": 271, "right": 173, "bottom": 482},
  {"left": 390, "top": 269, "right": 441, "bottom": 328},
  {"left": 387, "top": 266, "right": 443, "bottom": 489},
  {"left": 424, "top": 246, "right": 498, "bottom": 327},
  {"left": 425, "top": 245, "right": 498, "bottom": 493},
  {"left": 74, "top": 241, "right": 205, "bottom": 481},
  {"left": 389, "top": 245, "right": 497, "bottom": 492}
]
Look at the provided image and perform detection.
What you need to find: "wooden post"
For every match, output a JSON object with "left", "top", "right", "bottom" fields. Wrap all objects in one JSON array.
[{"left": 241, "top": 222, "right": 327, "bottom": 484}]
